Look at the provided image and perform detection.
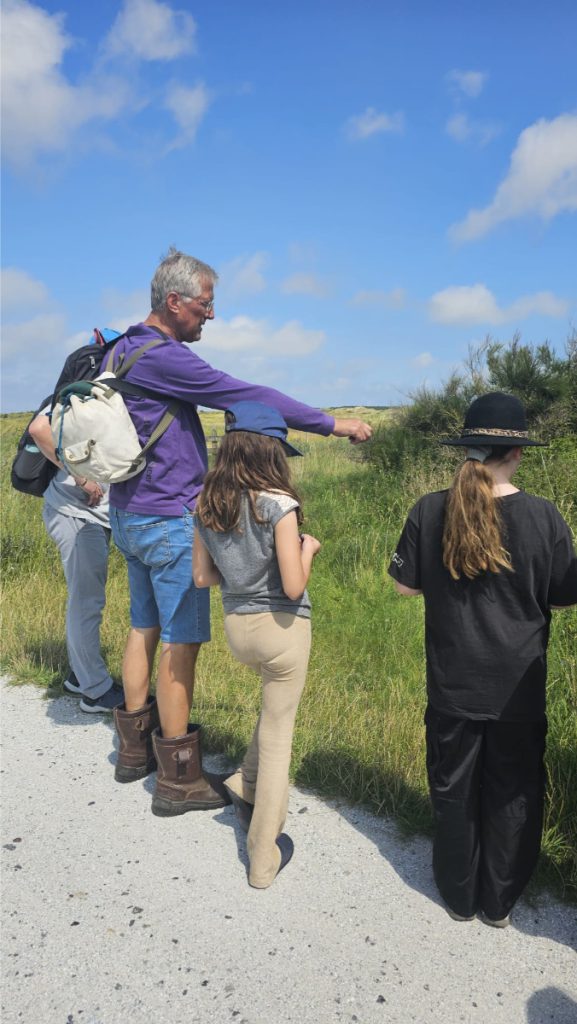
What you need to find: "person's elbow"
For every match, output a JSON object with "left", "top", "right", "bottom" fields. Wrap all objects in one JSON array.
[
  {"left": 281, "top": 571, "right": 307, "bottom": 601},
  {"left": 28, "top": 416, "right": 47, "bottom": 443},
  {"left": 394, "top": 580, "right": 422, "bottom": 597},
  {"left": 193, "top": 567, "right": 213, "bottom": 588}
]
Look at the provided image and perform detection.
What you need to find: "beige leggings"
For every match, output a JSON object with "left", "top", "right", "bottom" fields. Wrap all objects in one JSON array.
[{"left": 223, "top": 612, "right": 311, "bottom": 887}]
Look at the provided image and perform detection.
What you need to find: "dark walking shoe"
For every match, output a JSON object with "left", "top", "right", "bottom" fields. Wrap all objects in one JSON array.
[
  {"left": 80, "top": 683, "right": 124, "bottom": 714},
  {"left": 276, "top": 833, "right": 294, "bottom": 874},
  {"left": 481, "top": 912, "right": 511, "bottom": 928},
  {"left": 445, "top": 904, "right": 475, "bottom": 922},
  {"left": 227, "top": 790, "right": 254, "bottom": 833},
  {"left": 63, "top": 673, "right": 82, "bottom": 696}
]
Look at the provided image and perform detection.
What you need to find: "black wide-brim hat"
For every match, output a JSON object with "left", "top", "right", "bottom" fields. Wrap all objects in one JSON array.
[{"left": 441, "top": 391, "right": 548, "bottom": 447}]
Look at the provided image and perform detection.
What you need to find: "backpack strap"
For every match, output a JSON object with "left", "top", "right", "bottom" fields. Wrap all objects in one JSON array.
[{"left": 105, "top": 329, "right": 171, "bottom": 376}]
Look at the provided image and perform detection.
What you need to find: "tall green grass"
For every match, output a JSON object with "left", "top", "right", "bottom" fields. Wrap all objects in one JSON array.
[{"left": 1, "top": 414, "right": 576, "bottom": 899}]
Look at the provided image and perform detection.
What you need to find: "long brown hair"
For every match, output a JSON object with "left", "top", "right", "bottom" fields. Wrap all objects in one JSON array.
[
  {"left": 442, "top": 448, "right": 514, "bottom": 580},
  {"left": 196, "top": 431, "right": 303, "bottom": 532}
]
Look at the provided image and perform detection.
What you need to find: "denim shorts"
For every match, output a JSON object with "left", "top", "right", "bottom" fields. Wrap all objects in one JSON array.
[{"left": 110, "top": 507, "right": 210, "bottom": 644}]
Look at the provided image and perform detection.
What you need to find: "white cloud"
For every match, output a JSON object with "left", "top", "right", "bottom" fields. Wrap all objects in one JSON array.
[
  {"left": 450, "top": 113, "right": 577, "bottom": 241},
  {"left": 220, "top": 253, "right": 268, "bottom": 296},
  {"left": 447, "top": 70, "right": 487, "bottom": 98},
  {"left": 429, "top": 284, "right": 569, "bottom": 326},
  {"left": 445, "top": 113, "right": 500, "bottom": 147},
  {"left": 104, "top": 0, "right": 197, "bottom": 61},
  {"left": 508, "top": 292, "right": 570, "bottom": 320},
  {"left": 1, "top": 312, "right": 68, "bottom": 360},
  {"left": 412, "top": 352, "right": 434, "bottom": 368},
  {"left": 164, "top": 82, "right": 212, "bottom": 148},
  {"left": 1, "top": 268, "right": 50, "bottom": 313},
  {"left": 281, "top": 273, "right": 329, "bottom": 298},
  {"left": 0, "top": 278, "right": 148, "bottom": 410},
  {"left": 100, "top": 287, "right": 150, "bottom": 329},
  {"left": 1, "top": 0, "right": 129, "bottom": 167},
  {"left": 202, "top": 316, "right": 325, "bottom": 357},
  {"left": 345, "top": 107, "right": 404, "bottom": 141},
  {"left": 351, "top": 288, "right": 407, "bottom": 309},
  {"left": 288, "top": 242, "right": 318, "bottom": 264}
]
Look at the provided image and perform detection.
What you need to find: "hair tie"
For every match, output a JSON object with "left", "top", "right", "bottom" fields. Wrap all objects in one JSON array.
[{"left": 466, "top": 445, "right": 492, "bottom": 464}]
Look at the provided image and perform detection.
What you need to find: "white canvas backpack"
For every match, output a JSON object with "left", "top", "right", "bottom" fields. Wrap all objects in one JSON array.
[{"left": 51, "top": 336, "right": 179, "bottom": 484}]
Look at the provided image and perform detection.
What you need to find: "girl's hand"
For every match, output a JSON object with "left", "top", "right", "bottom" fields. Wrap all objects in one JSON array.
[{"left": 300, "top": 533, "right": 321, "bottom": 556}]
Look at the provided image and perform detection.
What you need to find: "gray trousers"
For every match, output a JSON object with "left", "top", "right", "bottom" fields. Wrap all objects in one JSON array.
[{"left": 42, "top": 505, "right": 112, "bottom": 699}]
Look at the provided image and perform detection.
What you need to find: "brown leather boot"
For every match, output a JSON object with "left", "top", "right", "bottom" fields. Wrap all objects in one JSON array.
[
  {"left": 113, "top": 697, "right": 159, "bottom": 783},
  {"left": 151, "top": 725, "right": 232, "bottom": 816}
]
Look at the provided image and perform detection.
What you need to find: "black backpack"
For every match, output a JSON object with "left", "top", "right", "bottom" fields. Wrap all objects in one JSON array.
[{"left": 10, "top": 330, "right": 123, "bottom": 497}]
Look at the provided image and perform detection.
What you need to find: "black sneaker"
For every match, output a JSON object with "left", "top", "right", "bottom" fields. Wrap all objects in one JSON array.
[
  {"left": 79, "top": 684, "right": 124, "bottom": 714},
  {"left": 63, "top": 672, "right": 82, "bottom": 696}
]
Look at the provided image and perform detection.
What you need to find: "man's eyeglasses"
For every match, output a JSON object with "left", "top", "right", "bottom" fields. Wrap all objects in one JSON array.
[{"left": 180, "top": 293, "right": 214, "bottom": 313}]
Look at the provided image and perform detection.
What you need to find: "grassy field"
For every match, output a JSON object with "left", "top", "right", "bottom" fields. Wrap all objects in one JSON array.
[{"left": 1, "top": 410, "right": 576, "bottom": 900}]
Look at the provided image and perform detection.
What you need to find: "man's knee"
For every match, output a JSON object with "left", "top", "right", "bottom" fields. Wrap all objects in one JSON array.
[{"left": 160, "top": 641, "right": 202, "bottom": 664}]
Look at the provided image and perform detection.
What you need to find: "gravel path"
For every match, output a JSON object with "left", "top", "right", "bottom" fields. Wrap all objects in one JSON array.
[{"left": 1, "top": 679, "right": 576, "bottom": 1024}]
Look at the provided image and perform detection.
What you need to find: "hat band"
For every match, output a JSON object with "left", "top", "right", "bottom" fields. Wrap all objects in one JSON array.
[{"left": 461, "top": 427, "right": 529, "bottom": 438}]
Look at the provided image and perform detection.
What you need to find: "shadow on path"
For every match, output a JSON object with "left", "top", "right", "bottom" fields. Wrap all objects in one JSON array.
[{"left": 526, "top": 987, "right": 577, "bottom": 1024}]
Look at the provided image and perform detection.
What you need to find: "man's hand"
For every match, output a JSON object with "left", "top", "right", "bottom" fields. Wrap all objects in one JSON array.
[
  {"left": 332, "top": 418, "right": 373, "bottom": 444},
  {"left": 75, "top": 478, "right": 105, "bottom": 507}
]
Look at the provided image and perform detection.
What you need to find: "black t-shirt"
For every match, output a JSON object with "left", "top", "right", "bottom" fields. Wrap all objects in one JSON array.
[{"left": 388, "top": 490, "right": 577, "bottom": 722}]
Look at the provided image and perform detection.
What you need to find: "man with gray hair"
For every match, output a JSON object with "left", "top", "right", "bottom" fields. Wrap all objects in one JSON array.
[{"left": 109, "top": 247, "right": 372, "bottom": 817}]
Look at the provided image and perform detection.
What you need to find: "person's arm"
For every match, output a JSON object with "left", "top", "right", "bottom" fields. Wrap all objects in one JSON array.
[
  {"left": 29, "top": 412, "right": 105, "bottom": 507},
  {"left": 126, "top": 343, "right": 373, "bottom": 441},
  {"left": 274, "top": 511, "right": 321, "bottom": 600},
  {"left": 394, "top": 581, "right": 423, "bottom": 596},
  {"left": 387, "top": 501, "right": 423, "bottom": 595},
  {"left": 547, "top": 515, "right": 577, "bottom": 608},
  {"left": 193, "top": 531, "right": 222, "bottom": 588},
  {"left": 28, "top": 412, "right": 63, "bottom": 467},
  {"left": 331, "top": 417, "right": 373, "bottom": 444}
]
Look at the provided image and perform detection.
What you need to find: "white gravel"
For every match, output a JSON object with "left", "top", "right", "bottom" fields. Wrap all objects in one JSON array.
[{"left": 1, "top": 678, "right": 576, "bottom": 1024}]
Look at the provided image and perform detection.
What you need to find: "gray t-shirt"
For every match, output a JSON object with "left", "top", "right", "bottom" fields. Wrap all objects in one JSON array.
[
  {"left": 195, "top": 490, "right": 311, "bottom": 618},
  {"left": 44, "top": 469, "right": 110, "bottom": 527}
]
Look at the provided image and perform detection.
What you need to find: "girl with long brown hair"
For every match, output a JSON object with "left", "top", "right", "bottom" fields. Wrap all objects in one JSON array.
[
  {"left": 194, "top": 401, "right": 321, "bottom": 888},
  {"left": 389, "top": 392, "right": 577, "bottom": 927}
]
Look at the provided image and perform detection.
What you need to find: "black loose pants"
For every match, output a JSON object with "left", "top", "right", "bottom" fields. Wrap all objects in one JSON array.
[{"left": 425, "top": 706, "right": 547, "bottom": 920}]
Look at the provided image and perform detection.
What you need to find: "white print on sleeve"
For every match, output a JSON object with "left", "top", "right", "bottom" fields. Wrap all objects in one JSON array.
[
  {"left": 392, "top": 552, "right": 404, "bottom": 567},
  {"left": 259, "top": 491, "right": 298, "bottom": 515}
]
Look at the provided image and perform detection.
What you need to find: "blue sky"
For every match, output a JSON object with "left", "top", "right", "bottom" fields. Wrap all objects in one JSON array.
[{"left": 2, "top": 0, "right": 577, "bottom": 412}]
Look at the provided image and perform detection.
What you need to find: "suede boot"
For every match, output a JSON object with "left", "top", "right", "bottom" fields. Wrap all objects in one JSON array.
[
  {"left": 113, "top": 697, "right": 159, "bottom": 783},
  {"left": 151, "top": 725, "right": 232, "bottom": 816}
]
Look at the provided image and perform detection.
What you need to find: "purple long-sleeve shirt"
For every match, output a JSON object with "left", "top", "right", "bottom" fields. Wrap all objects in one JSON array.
[{"left": 109, "top": 324, "right": 335, "bottom": 515}]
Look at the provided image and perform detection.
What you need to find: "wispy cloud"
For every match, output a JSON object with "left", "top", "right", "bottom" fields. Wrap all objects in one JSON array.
[
  {"left": 101, "top": 287, "right": 150, "bottom": 329},
  {"left": 447, "top": 69, "right": 487, "bottom": 99},
  {"left": 164, "top": 82, "right": 212, "bottom": 148},
  {"left": 445, "top": 113, "right": 500, "bottom": 148},
  {"left": 429, "top": 284, "right": 569, "bottom": 325},
  {"left": 1, "top": 0, "right": 129, "bottom": 167},
  {"left": 1, "top": 268, "right": 50, "bottom": 313},
  {"left": 104, "top": 0, "right": 197, "bottom": 61},
  {"left": 219, "top": 253, "right": 268, "bottom": 296},
  {"left": 345, "top": 107, "right": 404, "bottom": 141},
  {"left": 411, "top": 352, "right": 434, "bottom": 368},
  {"left": 351, "top": 288, "right": 407, "bottom": 309},
  {"left": 450, "top": 113, "right": 577, "bottom": 241},
  {"left": 281, "top": 273, "right": 329, "bottom": 298},
  {"left": 203, "top": 317, "right": 325, "bottom": 356}
]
